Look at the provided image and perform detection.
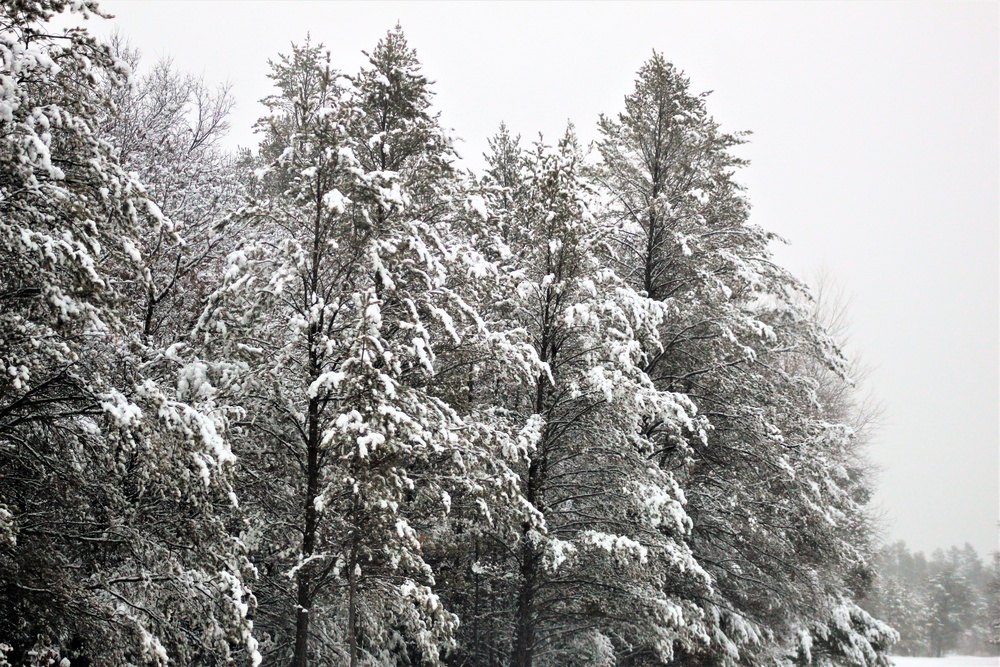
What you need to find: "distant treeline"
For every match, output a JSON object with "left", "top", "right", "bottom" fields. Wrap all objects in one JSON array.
[{"left": 862, "top": 542, "right": 999, "bottom": 657}]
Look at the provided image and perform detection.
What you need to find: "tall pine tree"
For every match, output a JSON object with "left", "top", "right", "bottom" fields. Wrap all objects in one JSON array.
[{"left": 201, "top": 30, "right": 530, "bottom": 666}]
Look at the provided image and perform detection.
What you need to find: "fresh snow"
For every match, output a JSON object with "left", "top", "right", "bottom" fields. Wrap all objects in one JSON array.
[{"left": 891, "top": 658, "right": 999, "bottom": 667}]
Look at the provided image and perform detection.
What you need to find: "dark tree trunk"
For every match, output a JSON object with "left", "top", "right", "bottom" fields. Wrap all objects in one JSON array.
[
  {"left": 348, "top": 528, "right": 361, "bottom": 667},
  {"left": 293, "top": 599, "right": 311, "bottom": 667},
  {"left": 293, "top": 394, "right": 322, "bottom": 667},
  {"left": 512, "top": 444, "right": 543, "bottom": 667},
  {"left": 511, "top": 535, "right": 538, "bottom": 667}
]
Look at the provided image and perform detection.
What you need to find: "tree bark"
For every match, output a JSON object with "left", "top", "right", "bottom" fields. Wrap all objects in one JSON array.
[
  {"left": 512, "top": 518, "right": 539, "bottom": 667},
  {"left": 513, "top": 301, "right": 554, "bottom": 667},
  {"left": 512, "top": 430, "right": 543, "bottom": 667},
  {"left": 293, "top": 394, "right": 322, "bottom": 667},
  {"left": 348, "top": 528, "right": 361, "bottom": 667}
]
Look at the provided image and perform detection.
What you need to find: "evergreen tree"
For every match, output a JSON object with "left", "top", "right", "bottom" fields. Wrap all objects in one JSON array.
[
  {"left": 201, "top": 31, "right": 527, "bottom": 667},
  {"left": 926, "top": 548, "right": 977, "bottom": 657},
  {"left": 596, "top": 53, "right": 888, "bottom": 665},
  {"left": 864, "top": 541, "right": 999, "bottom": 658},
  {"left": 466, "top": 129, "right": 713, "bottom": 667},
  {"left": 989, "top": 551, "right": 1000, "bottom": 652},
  {"left": 863, "top": 542, "right": 931, "bottom": 656}
]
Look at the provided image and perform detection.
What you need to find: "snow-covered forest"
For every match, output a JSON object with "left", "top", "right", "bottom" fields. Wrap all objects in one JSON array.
[
  {"left": 1, "top": 2, "right": 985, "bottom": 666},
  {"left": 862, "top": 543, "right": 999, "bottom": 660}
]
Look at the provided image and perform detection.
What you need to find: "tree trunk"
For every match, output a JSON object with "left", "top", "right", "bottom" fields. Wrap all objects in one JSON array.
[
  {"left": 512, "top": 328, "right": 551, "bottom": 667},
  {"left": 348, "top": 529, "right": 361, "bottom": 667},
  {"left": 512, "top": 451, "right": 542, "bottom": 667},
  {"left": 512, "top": 537, "right": 538, "bottom": 667},
  {"left": 292, "top": 589, "right": 311, "bottom": 667},
  {"left": 293, "top": 395, "right": 322, "bottom": 667}
]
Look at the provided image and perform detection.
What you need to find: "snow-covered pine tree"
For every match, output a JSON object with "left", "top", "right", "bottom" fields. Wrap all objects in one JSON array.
[
  {"left": 397, "top": 123, "right": 539, "bottom": 666},
  {"left": 924, "top": 547, "right": 980, "bottom": 657},
  {"left": 596, "top": 53, "right": 891, "bottom": 665},
  {"left": 200, "top": 30, "right": 529, "bottom": 666},
  {"left": 863, "top": 542, "right": 932, "bottom": 656},
  {"left": 464, "top": 128, "right": 714, "bottom": 667},
  {"left": 342, "top": 28, "right": 532, "bottom": 665},
  {"left": 787, "top": 598, "right": 896, "bottom": 667},
  {"left": 989, "top": 551, "right": 1000, "bottom": 653},
  {"left": 0, "top": 2, "right": 257, "bottom": 665}
]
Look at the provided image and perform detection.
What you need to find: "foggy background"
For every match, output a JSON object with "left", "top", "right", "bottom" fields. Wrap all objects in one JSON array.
[{"left": 93, "top": 0, "right": 998, "bottom": 557}]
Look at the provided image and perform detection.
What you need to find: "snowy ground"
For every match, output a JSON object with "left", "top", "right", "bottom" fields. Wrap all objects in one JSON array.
[{"left": 891, "top": 658, "right": 999, "bottom": 667}]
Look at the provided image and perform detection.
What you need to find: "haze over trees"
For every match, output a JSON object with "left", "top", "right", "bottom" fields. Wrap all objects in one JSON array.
[
  {"left": 861, "top": 542, "right": 999, "bottom": 659},
  {"left": 0, "top": 2, "right": 906, "bottom": 666}
]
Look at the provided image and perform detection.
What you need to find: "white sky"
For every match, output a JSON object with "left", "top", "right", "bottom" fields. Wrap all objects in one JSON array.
[{"left": 92, "top": 1, "right": 998, "bottom": 558}]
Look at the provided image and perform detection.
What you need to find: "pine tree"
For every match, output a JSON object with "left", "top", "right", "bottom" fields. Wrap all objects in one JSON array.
[
  {"left": 596, "top": 53, "right": 888, "bottom": 665},
  {"left": 466, "top": 128, "right": 713, "bottom": 666},
  {"left": 988, "top": 551, "right": 1000, "bottom": 653},
  {"left": 201, "top": 31, "right": 528, "bottom": 666},
  {"left": 863, "top": 542, "right": 931, "bottom": 656},
  {"left": 925, "top": 547, "right": 979, "bottom": 657}
]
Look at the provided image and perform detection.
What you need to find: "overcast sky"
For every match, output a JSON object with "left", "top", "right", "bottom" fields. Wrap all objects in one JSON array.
[{"left": 93, "top": 1, "right": 998, "bottom": 557}]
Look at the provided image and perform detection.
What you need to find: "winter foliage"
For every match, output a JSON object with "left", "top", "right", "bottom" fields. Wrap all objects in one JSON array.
[
  {"left": 0, "top": 2, "right": 256, "bottom": 665},
  {"left": 0, "top": 3, "right": 903, "bottom": 666},
  {"left": 862, "top": 542, "right": 999, "bottom": 659}
]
